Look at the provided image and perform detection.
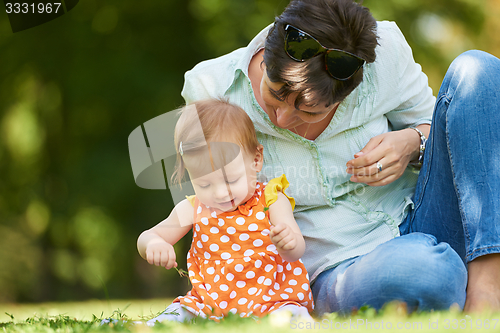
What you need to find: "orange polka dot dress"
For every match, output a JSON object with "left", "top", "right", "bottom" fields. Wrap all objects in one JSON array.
[{"left": 173, "top": 177, "right": 314, "bottom": 320}]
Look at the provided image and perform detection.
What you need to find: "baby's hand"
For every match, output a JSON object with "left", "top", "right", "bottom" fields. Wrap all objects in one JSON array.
[
  {"left": 145, "top": 240, "right": 177, "bottom": 269},
  {"left": 269, "top": 223, "right": 297, "bottom": 251}
]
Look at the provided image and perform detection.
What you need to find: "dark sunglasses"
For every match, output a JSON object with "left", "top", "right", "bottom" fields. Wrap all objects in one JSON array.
[{"left": 284, "top": 24, "right": 365, "bottom": 81}]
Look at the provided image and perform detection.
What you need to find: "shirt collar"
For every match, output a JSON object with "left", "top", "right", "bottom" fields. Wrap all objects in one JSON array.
[{"left": 223, "top": 23, "right": 273, "bottom": 95}]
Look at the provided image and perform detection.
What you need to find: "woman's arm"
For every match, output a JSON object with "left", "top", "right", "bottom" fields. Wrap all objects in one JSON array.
[
  {"left": 268, "top": 192, "right": 305, "bottom": 262},
  {"left": 137, "top": 198, "right": 193, "bottom": 269}
]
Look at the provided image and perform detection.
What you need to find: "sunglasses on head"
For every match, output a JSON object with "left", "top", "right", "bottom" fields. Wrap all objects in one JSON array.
[{"left": 284, "top": 24, "right": 365, "bottom": 81}]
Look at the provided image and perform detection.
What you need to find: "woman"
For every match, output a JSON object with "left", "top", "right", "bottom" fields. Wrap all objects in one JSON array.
[{"left": 181, "top": 0, "right": 500, "bottom": 314}]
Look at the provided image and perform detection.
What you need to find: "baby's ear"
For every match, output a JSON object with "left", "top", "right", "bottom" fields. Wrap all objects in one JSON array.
[{"left": 254, "top": 144, "right": 264, "bottom": 172}]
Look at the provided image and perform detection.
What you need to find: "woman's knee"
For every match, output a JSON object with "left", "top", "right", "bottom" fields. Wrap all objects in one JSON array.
[{"left": 379, "top": 234, "right": 467, "bottom": 309}]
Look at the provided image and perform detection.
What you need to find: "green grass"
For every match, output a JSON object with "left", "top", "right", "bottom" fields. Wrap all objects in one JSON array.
[{"left": 1, "top": 299, "right": 499, "bottom": 332}]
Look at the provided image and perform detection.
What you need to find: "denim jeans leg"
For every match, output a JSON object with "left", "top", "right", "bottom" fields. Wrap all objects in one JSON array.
[
  {"left": 311, "top": 233, "right": 467, "bottom": 316},
  {"left": 400, "top": 50, "right": 500, "bottom": 264}
]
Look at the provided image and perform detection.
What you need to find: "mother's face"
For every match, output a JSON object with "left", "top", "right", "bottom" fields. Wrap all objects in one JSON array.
[{"left": 259, "top": 70, "right": 337, "bottom": 130}]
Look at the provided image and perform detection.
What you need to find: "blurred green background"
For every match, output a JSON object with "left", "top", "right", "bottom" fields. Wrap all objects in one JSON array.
[{"left": 0, "top": 0, "right": 499, "bottom": 303}]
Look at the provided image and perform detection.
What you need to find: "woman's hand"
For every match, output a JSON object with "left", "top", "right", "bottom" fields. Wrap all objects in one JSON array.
[
  {"left": 346, "top": 125, "right": 429, "bottom": 186},
  {"left": 145, "top": 239, "right": 177, "bottom": 269}
]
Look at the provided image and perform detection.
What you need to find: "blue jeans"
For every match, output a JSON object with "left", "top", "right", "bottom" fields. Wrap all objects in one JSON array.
[{"left": 312, "top": 50, "right": 500, "bottom": 315}]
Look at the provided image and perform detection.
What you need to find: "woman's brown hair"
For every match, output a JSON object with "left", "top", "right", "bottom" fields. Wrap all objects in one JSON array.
[{"left": 264, "top": 0, "right": 379, "bottom": 109}]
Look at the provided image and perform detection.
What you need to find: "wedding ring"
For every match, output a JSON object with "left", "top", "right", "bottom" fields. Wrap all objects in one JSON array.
[{"left": 377, "top": 161, "right": 383, "bottom": 172}]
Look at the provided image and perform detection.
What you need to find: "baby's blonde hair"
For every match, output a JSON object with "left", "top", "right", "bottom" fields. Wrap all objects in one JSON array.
[{"left": 172, "top": 98, "right": 260, "bottom": 186}]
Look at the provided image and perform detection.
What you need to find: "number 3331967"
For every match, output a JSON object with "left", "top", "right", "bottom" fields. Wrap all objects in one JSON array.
[{"left": 5, "top": 3, "right": 62, "bottom": 14}]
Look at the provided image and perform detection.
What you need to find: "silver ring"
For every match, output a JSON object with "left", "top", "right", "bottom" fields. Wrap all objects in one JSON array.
[{"left": 377, "top": 161, "right": 383, "bottom": 172}]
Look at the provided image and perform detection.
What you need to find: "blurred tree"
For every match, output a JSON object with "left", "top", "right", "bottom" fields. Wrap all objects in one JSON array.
[{"left": 0, "top": 0, "right": 497, "bottom": 303}]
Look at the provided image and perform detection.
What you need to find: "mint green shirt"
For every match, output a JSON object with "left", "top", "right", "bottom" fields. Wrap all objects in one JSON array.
[{"left": 181, "top": 21, "right": 435, "bottom": 281}]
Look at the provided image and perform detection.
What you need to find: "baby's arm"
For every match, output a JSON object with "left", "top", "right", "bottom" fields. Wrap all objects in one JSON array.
[
  {"left": 137, "top": 198, "right": 193, "bottom": 269},
  {"left": 268, "top": 192, "right": 306, "bottom": 262}
]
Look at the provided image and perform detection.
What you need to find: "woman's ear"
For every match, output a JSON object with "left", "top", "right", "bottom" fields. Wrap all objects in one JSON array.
[{"left": 254, "top": 144, "right": 264, "bottom": 172}]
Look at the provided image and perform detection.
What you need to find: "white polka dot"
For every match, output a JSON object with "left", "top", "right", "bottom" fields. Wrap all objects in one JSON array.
[
  {"left": 248, "top": 287, "right": 258, "bottom": 295},
  {"left": 201, "top": 217, "right": 209, "bottom": 225},
  {"left": 210, "top": 292, "right": 218, "bottom": 300},
  {"left": 231, "top": 244, "right": 241, "bottom": 251},
  {"left": 184, "top": 297, "right": 192, "bottom": 303},
  {"left": 226, "top": 273, "right": 234, "bottom": 281},
  {"left": 197, "top": 241, "right": 203, "bottom": 248},
  {"left": 211, "top": 211, "right": 217, "bottom": 218},
  {"left": 262, "top": 295, "right": 271, "bottom": 302},
  {"left": 201, "top": 234, "right": 209, "bottom": 242},
  {"left": 230, "top": 291, "right": 237, "bottom": 299},
  {"left": 247, "top": 300, "right": 254, "bottom": 309},
  {"left": 221, "top": 252, "right": 231, "bottom": 259},
  {"left": 286, "top": 263, "right": 292, "bottom": 271},
  {"left": 195, "top": 224, "right": 200, "bottom": 232},
  {"left": 197, "top": 206, "right": 202, "bottom": 214},
  {"left": 284, "top": 288, "right": 293, "bottom": 293},
  {"left": 297, "top": 292, "right": 304, "bottom": 300},
  {"left": 220, "top": 301, "right": 228, "bottom": 309},
  {"left": 263, "top": 278, "right": 272, "bottom": 286},
  {"left": 257, "top": 276, "right": 265, "bottom": 284},
  {"left": 246, "top": 271, "right": 255, "bottom": 279},
  {"left": 247, "top": 209, "right": 253, "bottom": 216},
  {"left": 253, "top": 239, "right": 264, "bottom": 247},
  {"left": 255, "top": 260, "right": 262, "bottom": 268},
  {"left": 254, "top": 303, "right": 261, "bottom": 309},
  {"left": 274, "top": 282, "right": 280, "bottom": 290},
  {"left": 244, "top": 256, "right": 251, "bottom": 262},
  {"left": 302, "top": 283, "right": 309, "bottom": 291},
  {"left": 239, "top": 233, "right": 250, "bottom": 241},
  {"left": 267, "top": 244, "right": 277, "bottom": 252},
  {"left": 268, "top": 289, "right": 275, "bottom": 295},
  {"left": 227, "top": 259, "right": 234, "bottom": 264},
  {"left": 220, "top": 235, "right": 230, "bottom": 243},
  {"left": 261, "top": 229, "right": 270, "bottom": 236},
  {"left": 205, "top": 283, "right": 211, "bottom": 291},
  {"left": 209, "top": 244, "right": 219, "bottom": 252},
  {"left": 277, "top": 265, "right": 283, "bottom": 272},
  {"left": 234, "top": 264, "right": 244, "bottom": 272},
  {"left": 206, "top": 267, "right": 215, "bottom": 274},
  {"left": 220, "top": 284, "right": 229, "bottom": 291},
  {"left": 280, "top": 294, "right": 289, "bottom": 299},
  {"left": 238, "top": 298, "right": 247, "bottom": 305},
  {"left": 210, "top": 227, "right": 219, "bottom": 234},
  {"left": 248, "top": 223, "right": 258, "bottom": 231},
  {"left": 255, "top": 212, "right": 266, "bottom": 220},
  {"left": 282, "top": 274, "right": 286, "bottom": 282},
  {"left": 189, "top": 271, "right": 195, "bottom": 277},
  {"left": 214, "top": 275, "right": 220, "bottom": 283},
  {"left": 256, "top": 184, "right": 261, "bottom": 189},
  {"left": 256, "top": 289, "right": 263, "bottom": 296},
  {"left": 261, "top": 305, "right": 267, "bottom": 312},
  {"left": 301, "top": 301, "right": 309, "bottom": 307},
  {"left": 293, "top": 267, "right": 302, "bottom": 276},
  {"left": 196, "top": 302, "right": 205, "bottom": 309},
  {"left": 218, "top": 218, "right": 225, "bottom": 226},
  {"left": 204, "top": 252, "right": 211, "bottom": 259},
  {"left": 227, "top": 227, "right": 236, "bottom": 234},
  {"left": 289, "top": 279, "right": 297, "bottom": 285},
  {"left": 236, "top": 217, "right": 246, "bottom": 225},
  {"left": 215, "top": 260, "right": 220, "bottom": 265},
  {"left": 265, "top": 264, "right": 274, "bottom": 272},
  {"left": 306, "top": 273, "right": 310, "bottom": 280},
  {"left": 244, "top": 249, "right": 254, "bottom": 256}
]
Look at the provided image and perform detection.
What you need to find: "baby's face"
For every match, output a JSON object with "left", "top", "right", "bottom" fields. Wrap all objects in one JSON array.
[{"left": 184, "top": 150, "right": 259, "bottom": 212}]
